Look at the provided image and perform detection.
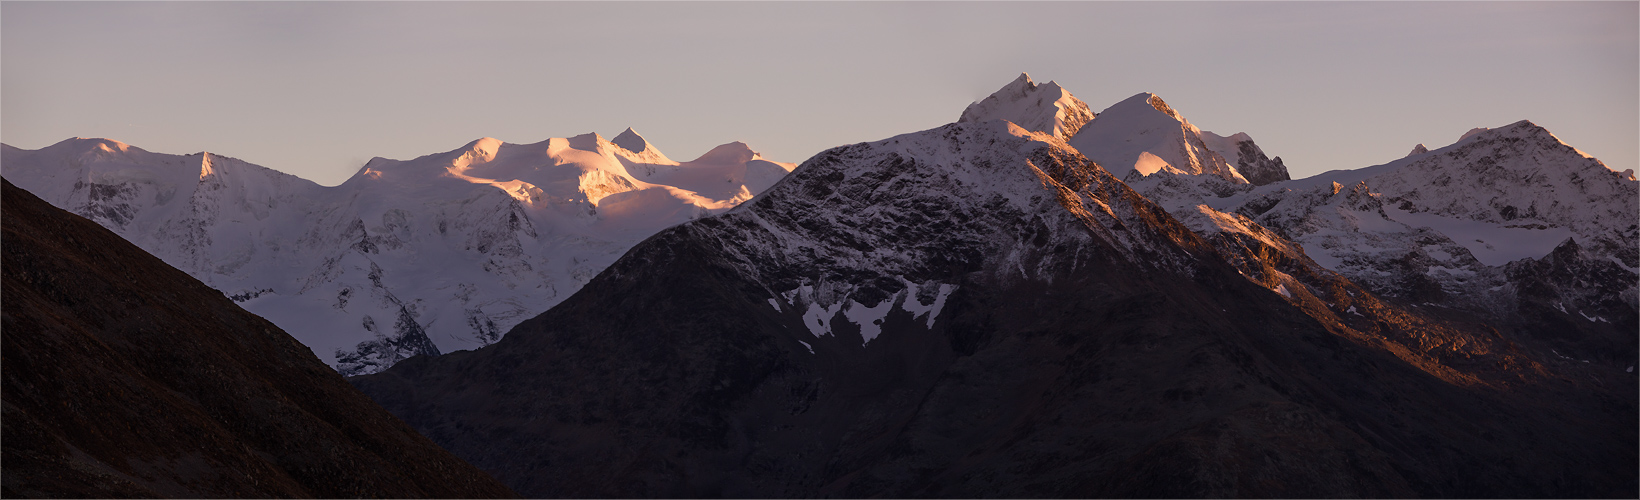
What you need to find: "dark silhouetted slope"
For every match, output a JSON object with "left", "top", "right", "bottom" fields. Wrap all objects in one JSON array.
[{"left": 1, "top": 178, "right": 516, "bottom": 498}]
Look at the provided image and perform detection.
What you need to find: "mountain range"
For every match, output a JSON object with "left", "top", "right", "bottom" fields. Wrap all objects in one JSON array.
[
  {"left": 2, "top": 131, "right": 794, "bottom": 375},
  {"left": 3, "top": 73, "right": 1635, "bottom": 497},
  {"left": 343, "top": 74, "right": 1634, "bottom": 497}
]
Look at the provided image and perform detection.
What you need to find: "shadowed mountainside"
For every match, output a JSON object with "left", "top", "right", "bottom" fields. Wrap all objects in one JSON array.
[{"left": 1, "top": 178, "right": 516, "bottom": 498}]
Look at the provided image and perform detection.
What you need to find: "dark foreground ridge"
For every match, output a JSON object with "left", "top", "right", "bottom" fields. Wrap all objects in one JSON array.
[
  {"left": 1, "top": 178, "right": 515, "bottom": 498},
  {"left": 353, "top": 122, "right": 1637, "bottom": 497}
]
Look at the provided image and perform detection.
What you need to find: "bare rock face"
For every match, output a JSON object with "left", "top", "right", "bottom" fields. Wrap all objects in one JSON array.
[
  {"left": 353, "top": 121, "right": 1636, "bottom": 498},
  {"left": 1227, "top": 135, "right": 1291, "bottom": 186},
  {"left": 0, "top": 178, "right": 515, "bottom": 498}
]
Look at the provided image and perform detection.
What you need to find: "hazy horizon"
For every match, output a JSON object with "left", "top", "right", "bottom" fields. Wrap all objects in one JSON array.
[{"left": 4, "top": 1, "right": 1635, "bottom": 186}]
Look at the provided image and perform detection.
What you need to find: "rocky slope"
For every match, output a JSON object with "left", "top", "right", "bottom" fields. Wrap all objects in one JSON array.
[
  {"left": 1, "top": 178, "right": 515, "bottom": 498},
  {"left": 2, "top": 132, "right": 794, "bottom": 375},
  {"left": 352, "top": 113, "right": 1636, "bottom": 497}
]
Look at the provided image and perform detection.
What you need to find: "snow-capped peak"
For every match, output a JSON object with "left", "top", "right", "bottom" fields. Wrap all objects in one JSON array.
[
  {"left": 566, "top": 132, "right": 604, "bottom": 152},
  {"left": 692, "top": 141, "right": 758, "bottom": 165},
  {"left": 1067, "top": 92, "right": 1247, "bottom": 184},
  {"left": 1407, "top": 144, "right": 1430, "bottom": 157},
  {"left": 612, "top": 127, "right": 653, "bottom": 155},
  {"left": 610, "top": 127, "right": 673, "bottom": 165},
  {"left": 958, "top": 72, "right": 1095, "bottom": 141}
]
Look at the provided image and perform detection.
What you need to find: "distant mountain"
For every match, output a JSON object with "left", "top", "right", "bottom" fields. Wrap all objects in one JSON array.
[
  {"left": 1068, "top": 92, "right": 1251, "bottom": 185},
  {"left": 0, "top": 178, "right": 514, "bottom": 498},
  {"left": 1043, "top": 86, "right": 1637, "bottom": 368},
  {"left": 2, "top": 133, "right": 794, "bottom": 375},
  {"left": 1223, "top": 120, "right": 1638, "bottom": 362},
  {"left": 352, "top": 79, "right": 1636, "bottom": 497}
]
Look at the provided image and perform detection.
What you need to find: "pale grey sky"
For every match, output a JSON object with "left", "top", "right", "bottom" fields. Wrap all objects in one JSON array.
[{"left": 4, "top": 1, "right": 1636, "bottom": 186}]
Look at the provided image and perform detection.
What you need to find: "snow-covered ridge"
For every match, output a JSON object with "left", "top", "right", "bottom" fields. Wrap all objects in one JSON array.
[
  {"left": 1273, "top": 119, "right": 1638, "bottom": 269},
  {"left": 2, "top": 131, "right": 796, "bottom": 375}
]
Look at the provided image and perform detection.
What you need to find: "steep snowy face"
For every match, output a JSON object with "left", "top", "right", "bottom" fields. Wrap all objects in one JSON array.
[
  {"left": 1067, "top": 93, "right": 1248, "bottom": 185},
  {"left": 2, "top": 133, "right": 795, "bottom": 376},
  {"left": 641, "top": 119, "right": 1219, "bottom": 354},
  {"left": 1200, "top": 130, "right": 1291, "bottom": 186},
  {"left": 958, "top": 72, "right": 1096, "bottom": 142},
  {"left": 1234, "top": 180, "right": 1510, "bottom": 309}
]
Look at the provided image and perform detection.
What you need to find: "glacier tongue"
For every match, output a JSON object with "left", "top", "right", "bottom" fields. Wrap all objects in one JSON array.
[{"left": 2, "top": 132, "right": 796, "bottom": 375}]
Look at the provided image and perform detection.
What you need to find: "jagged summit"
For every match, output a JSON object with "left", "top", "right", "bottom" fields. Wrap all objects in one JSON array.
[
  {"left": 958, "top": 72, "right": 1094, "bottom": 141},
  {"left": 1408, "top": 143, "right": 1430, "bottom": 157},
  {"left": 1201, "top": 130, "right": 1291, "bottom": 186}
]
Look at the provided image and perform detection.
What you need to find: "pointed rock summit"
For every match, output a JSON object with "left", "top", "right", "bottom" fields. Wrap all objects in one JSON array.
[
  {"left": 1408, "top": 143, "right": 1430, "bottom": 157},
  {"left": 958, "top": 72, "right": 1095, "bottom": 141}
]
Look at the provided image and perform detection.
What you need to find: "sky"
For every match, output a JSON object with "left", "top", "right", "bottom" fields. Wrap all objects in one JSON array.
[{"left": 3, "top": 1, "right": 1636, "bottom": 187}]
